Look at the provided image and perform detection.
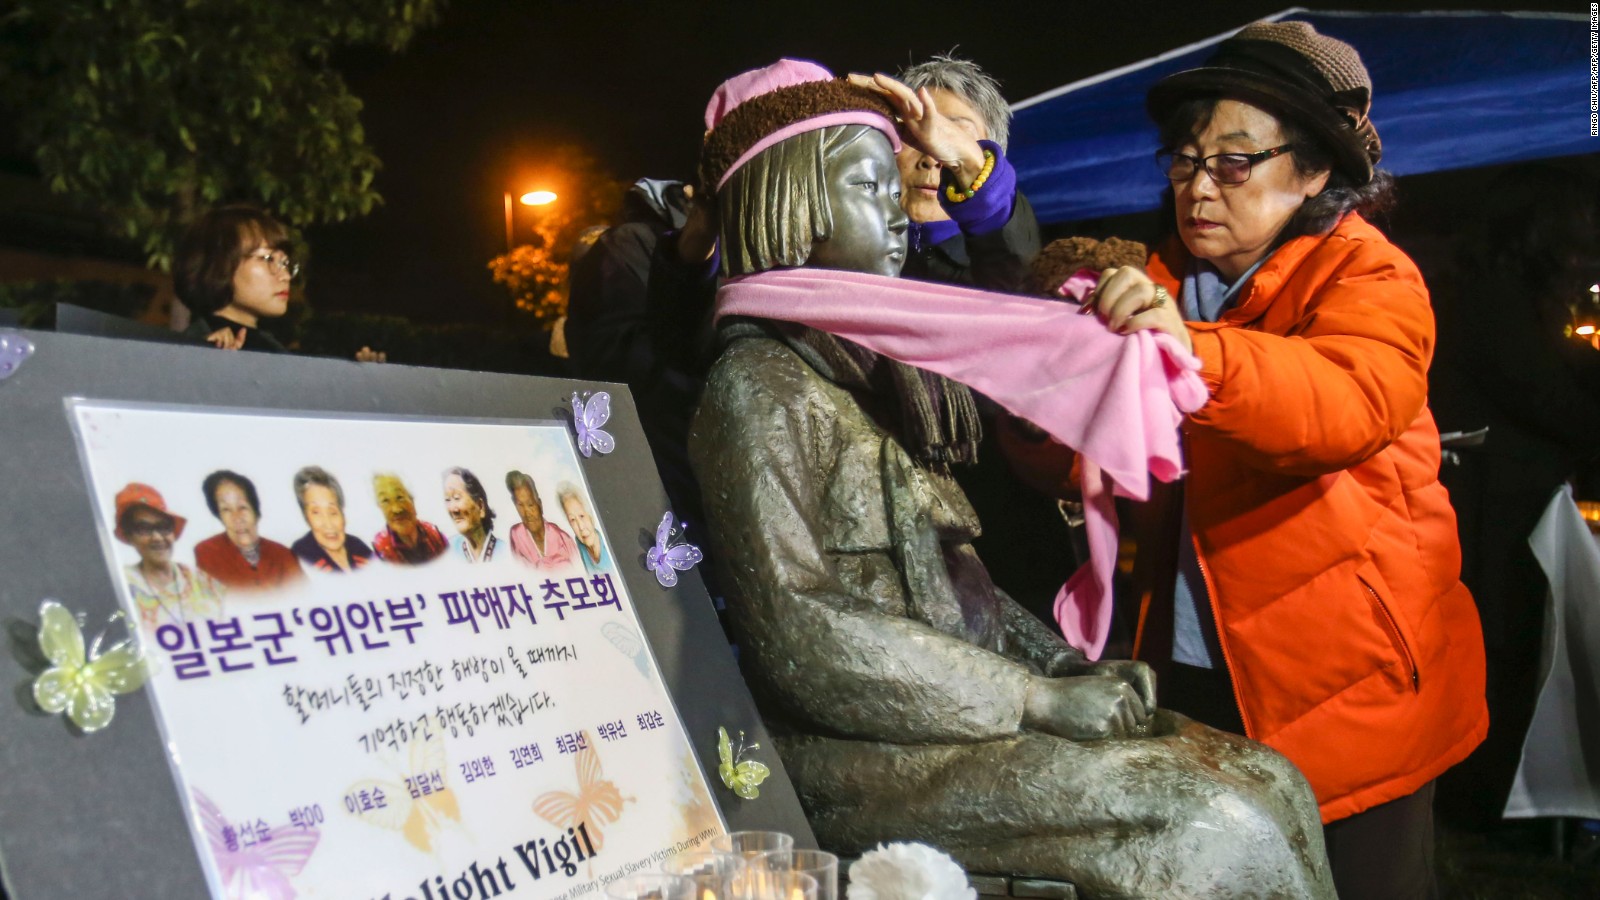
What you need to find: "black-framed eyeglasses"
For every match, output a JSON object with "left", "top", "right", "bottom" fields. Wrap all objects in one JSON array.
[
  {"left": 125, "top": 520, "right": 176, "bottom": 538},
  {"left": 248, "top": 250, "right": 301, "bottom": 279},
  {"left": 1156, "top": 144, "right": 1295, "bottom": 185}
]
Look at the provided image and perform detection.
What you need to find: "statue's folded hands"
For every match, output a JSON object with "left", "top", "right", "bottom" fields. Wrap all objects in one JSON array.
[{"left": 1022, "top": 673, "right": 1149, "bottom": 741}]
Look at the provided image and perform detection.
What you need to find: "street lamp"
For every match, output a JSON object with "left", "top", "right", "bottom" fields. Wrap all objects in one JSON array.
[{"left": 503, "top": 189, "right": 559, "bottom": 251}]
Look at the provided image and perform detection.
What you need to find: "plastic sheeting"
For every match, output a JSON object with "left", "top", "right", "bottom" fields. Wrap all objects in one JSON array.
[
  {"left": 1009, "top": 8, "right": 1595, "bottom": 224},
  {"left": 1504, "top": 485, "right": 1600, "bottom": 821}
]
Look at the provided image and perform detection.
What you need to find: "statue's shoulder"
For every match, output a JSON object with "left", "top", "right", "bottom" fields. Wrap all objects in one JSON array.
[{"left": 703, "top": 335, "right": 832, "bottom": 413}]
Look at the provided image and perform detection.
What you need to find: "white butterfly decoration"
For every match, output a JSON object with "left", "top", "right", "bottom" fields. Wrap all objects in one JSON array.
[
  {"left": 32, "top": 600, "right": 150, "bottom": 733},
  {"left": 570, "top": 391, "right": 615, "bottom": 457}
]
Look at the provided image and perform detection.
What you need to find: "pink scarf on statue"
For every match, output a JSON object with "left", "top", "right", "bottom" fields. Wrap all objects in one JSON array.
[{"left": 715, "top": 267, "right": 1209, "bottom": 660}]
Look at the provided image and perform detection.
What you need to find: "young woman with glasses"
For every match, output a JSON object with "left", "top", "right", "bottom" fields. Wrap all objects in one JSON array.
[{"left": 174, "top": 204, "right": 300, "bottom": 353}]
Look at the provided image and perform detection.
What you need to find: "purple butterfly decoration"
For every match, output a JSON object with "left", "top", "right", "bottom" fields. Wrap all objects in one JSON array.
[
  {"left": 193, "top": 789, "right": 320, "bottom": 900},
  {"left": 645, "top": 510, "right": 703, "bottom": 588},
  {"left": 0, "top": 333, "right": 35, "bottom": 381},
  {"left": 570, "top": 390, "right": 615, "bottom": 457}
]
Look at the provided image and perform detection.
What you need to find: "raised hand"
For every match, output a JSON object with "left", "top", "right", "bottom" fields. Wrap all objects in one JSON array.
[
  {"left": 205, "top": 326, "right": 246, "bottom": 351},
  {"left": 848, "top": 72, "right": 987, "bottom": 189}
]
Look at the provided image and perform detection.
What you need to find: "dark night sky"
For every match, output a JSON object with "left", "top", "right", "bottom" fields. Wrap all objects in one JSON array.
[{"left": 305, "top": 0, "right": 1566, "bottom": 325}]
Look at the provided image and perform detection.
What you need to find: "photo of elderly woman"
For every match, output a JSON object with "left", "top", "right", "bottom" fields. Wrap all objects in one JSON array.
[
  {"left": 113, "top": 482, "right": 224, "bottom": 631},
  {"left": 505, "top": 470, "right": 577, "bottom": 569},
  {"left": 443, "top": 467, "right": 499, "bottom": 563},
  {"left": 370, "top": 473, "right": 448, "bottom": 564},
  {"left": 192, "top": 470, "right": 306, "bottom": 591},
  {"left": 289, "top": 466, "right": 373, "bottom": 574},
  {"left": 556, "top": 482, "right": 609, "bottom": 574}
]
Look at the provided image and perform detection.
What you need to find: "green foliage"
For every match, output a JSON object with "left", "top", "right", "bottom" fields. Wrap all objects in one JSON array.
[
  {"left": 0, "top": 279, "right": 155, "bottom": 328},
  {"left": 0, "top": 0, "right": 445, "bottom": 268}
]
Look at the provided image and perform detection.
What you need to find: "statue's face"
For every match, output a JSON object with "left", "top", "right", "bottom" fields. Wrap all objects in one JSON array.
[{"left": 807, "top": 132, "right": 909, "bottom": 277}]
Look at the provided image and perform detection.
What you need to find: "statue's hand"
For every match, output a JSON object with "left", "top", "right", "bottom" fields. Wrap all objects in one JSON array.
[
  {"left": 1022, "top": 674, "right": 1151, "bottom": 741},
  {"left": 1045, "top": 655, "right": 1157, "bottom": 716}
]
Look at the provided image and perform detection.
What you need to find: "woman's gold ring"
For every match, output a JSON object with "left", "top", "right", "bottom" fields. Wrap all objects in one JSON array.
[{"left": 1147, "top": 286, "right": 1171, "bottom": 311}]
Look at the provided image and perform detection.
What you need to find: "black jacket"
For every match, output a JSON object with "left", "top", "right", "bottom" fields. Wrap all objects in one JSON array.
[{"left": 901, "top": 192, "right": 1041, "bottom": 294}]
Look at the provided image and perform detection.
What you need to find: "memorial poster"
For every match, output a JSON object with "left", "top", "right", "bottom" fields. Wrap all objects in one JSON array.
[{"left": 67, "top": 400, "right": 724, "bottom": 899}]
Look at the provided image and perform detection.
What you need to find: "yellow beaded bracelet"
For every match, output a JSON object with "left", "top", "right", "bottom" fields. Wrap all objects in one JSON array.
[{"left": 945, "top": 149, "right": 997, "bottom": 204}]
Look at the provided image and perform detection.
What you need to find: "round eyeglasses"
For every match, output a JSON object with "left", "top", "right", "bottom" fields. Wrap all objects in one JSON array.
[
  {"left": 1156, "top": 144, "right": 1294, "bottom": 185},
  {"left": 249, "top": 250, "right": 301, "bottom": 279}
]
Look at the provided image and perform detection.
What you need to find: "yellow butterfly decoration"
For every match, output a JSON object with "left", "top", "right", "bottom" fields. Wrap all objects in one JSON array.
[
  {"left": 718, "top": 727, "right": 771, "bottom": 800},
  {"left": 533, "top": 730, "right": 632, "bottom": 868},
  {"left": 32, "top": 600, "right": 149, "bottom": 733},
  {"left": 344, "top": 731, "right": 464, "bottom": 854}
]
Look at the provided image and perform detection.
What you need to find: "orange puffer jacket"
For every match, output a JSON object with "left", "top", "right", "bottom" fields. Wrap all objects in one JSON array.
[{"left": 1141, "top": 213, "right": 1487, "bottom": 824}]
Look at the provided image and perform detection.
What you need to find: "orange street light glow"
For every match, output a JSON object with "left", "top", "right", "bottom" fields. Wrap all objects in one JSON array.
[
  {"left": 1577, "top": 324, "right": 1597, "bottom": 336},
  {"left": 520, "top": 191, "right": 557, "bottom": 206}
]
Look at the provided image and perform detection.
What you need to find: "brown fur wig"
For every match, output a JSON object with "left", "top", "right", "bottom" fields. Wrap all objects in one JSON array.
[
  {"left": 699, "top": 78, "right": 896, "bottom": 194},
  {"left": 1025, "top": 236, "right": 1149, "bottom": 297}
]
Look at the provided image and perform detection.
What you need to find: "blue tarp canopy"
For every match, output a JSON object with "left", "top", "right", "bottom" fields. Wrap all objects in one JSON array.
[{"left": 1009, "top": 8, "right": 1595, "bottom": 224}]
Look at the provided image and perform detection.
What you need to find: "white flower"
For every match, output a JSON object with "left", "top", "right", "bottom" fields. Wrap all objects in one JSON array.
[{"left": 846, "top": 842, "right": 975, "bottom": 900}]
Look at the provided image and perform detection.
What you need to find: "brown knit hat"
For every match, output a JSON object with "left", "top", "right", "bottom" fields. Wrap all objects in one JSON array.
[
  {"left": 1146, "top": 21, "right": 1382, "bottom": 185},
  {"left": 699, "top": 59, "right": 899, "bottom": 195}
]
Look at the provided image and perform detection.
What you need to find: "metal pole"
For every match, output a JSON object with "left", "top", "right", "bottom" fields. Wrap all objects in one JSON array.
[{"left": 503, "top": 192, "right": 514, "bottom": 252}]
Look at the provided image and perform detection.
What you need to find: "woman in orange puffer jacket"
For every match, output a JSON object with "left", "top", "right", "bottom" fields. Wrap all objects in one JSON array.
[{"left": 1073, "top": 22, "right": 1486, "bottom": 900}]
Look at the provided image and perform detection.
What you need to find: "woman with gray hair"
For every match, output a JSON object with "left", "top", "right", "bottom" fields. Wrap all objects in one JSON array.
[
  {"left": 850, "top": 54, "right": 1039, "bottom": 293},
  {"left": 861, "top": 57, "right": 1067, "bottom": 619},
  {"left": 555, "top": 482, "right": 608, "bottom": 574},
  {"left": 290, "top": 466, "right": 373, "bottom": 573}
]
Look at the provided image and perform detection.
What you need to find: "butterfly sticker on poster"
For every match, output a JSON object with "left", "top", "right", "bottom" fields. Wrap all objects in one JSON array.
[
  {"left": 343, "top": 730, "right": 465, "bottom": 856},
  {"left": 192, "top": 789, "right": 321, "bottom": 900},
  {"left": 530, "top": 730, "right": 633, "bottom": 878}
]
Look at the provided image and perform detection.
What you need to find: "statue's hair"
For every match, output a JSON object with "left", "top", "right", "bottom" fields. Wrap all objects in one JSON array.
[{"left": 718, "top": 124, "right": 880, "bottom": 277}]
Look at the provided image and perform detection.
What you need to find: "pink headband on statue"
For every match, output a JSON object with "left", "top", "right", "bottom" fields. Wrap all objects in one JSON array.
[{"left": 700, "top": 58, "right": 902, "bottom": 191}]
